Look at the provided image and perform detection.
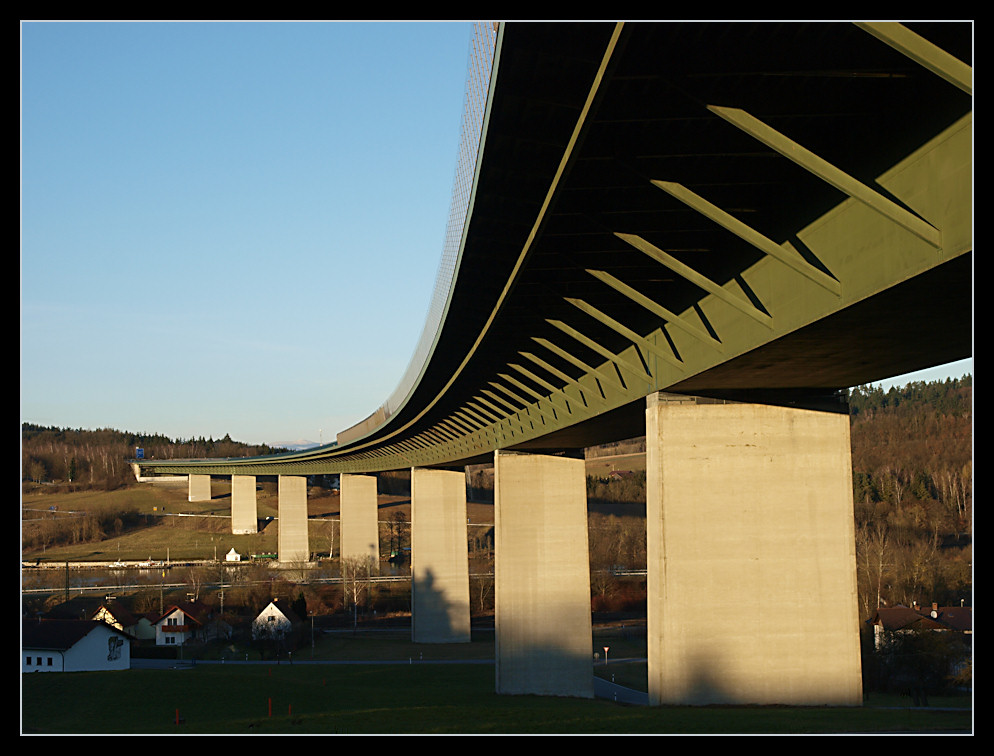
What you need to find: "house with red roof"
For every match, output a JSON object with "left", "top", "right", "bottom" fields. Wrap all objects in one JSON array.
[
  {"left": 153, "top": 601, "right": 209, "bottom": 646},
  {"left": 152, "top": 601, "right": 231, "bottom": 646}
]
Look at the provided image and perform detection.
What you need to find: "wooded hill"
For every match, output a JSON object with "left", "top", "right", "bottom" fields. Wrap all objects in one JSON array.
[
  {"left": 21, "top": 424, "right": 287, "bottom": 491},
  {"left": 847, "top": 376, "right": 972, "bottom": 616}
]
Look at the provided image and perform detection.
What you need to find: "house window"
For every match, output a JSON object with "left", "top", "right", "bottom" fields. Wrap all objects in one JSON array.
[
  {"left": 36, "top": 657, "right": 42, "bottom": 666},
  {"left": 25, "top": 657, "right": 31, "bottom": 665},
  {"left": 47, "top": 657, "right": 53, "bottom": 666}
]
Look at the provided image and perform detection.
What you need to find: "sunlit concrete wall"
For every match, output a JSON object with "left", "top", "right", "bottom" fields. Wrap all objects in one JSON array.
[
  {"left": 645, "top": 393, "right": 863, "bottom": 706},
  {"left": 494, "top": 451, "right": 593, "bottom": 698},
  {"left": 340, "top": 473, "right": 379, "bottom": 568},
  {"left": 188, "top": 474, "right": 211, "bottom": 502},
  {"left": 277, "top": 475, "right": 310, "bottom": 564},
  {"left": 231, "top": 475, "right": 258, "bottom": 534},
  {"left": 411, "top": 467, "right": 471, "bottom": 643}
]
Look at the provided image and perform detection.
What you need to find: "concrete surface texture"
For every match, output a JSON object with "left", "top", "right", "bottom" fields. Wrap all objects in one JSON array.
[
  {"left": 494, "top": 451, "right": 593, "bottom": 698},
  {"left": 645, "top": 393, "right": 863, "bottom": 706},
  {"left": 277, "top": 475, "right": 310, "bottom": 564},
  {"left": 411, "top": 467, "right": 472, "bottom": 644},
  {"left": 230, "top": 475, "right": 258, "bottom": 534},
  {"left": 340, "top": 473, "right": 380, "bottom": 567},
  {"left": 187, "top": 474, "right": 211, "bottom": 502}
]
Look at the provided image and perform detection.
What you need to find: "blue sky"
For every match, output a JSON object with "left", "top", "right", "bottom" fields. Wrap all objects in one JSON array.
[
  {"left": 21, "top": 21, "right": 474, "bottom": 446},
  {"left": 20, "top": 21, "right": 972, "bottom": 448}
]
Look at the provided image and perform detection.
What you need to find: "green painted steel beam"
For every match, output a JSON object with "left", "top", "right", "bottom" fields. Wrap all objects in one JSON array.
[
  {"left": 564, "top": 297, "right": 682, "bottom": 370},
  {"left": 649, "top": 181, "right": 842, "bottom": 296},
  {"left": 585, "top": 269, "right": 725, "bottom": 353},
  {"left": 857, "top": 22, "right": 972, "bottom": 95},
  {"left": 705, "top": 106, "right": 942, "bottom": 249},
  {"left": 615, "top": 233, "right": 775, "bottom": 328}
]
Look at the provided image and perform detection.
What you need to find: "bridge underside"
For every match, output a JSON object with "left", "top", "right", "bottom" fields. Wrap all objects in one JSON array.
[
  {"left": 137, "top": 21, "right": 971, "bottom": 479},
  {"left": 133, "top": 21, "right": 971, "bottom": 709},
  {"left": 507, "top": 248, "right": 971, "bottom": 454}
]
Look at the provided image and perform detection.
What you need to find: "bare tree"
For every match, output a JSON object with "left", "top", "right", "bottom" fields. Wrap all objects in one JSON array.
[
  {"left": 471, "top": 573, "right": 494, "bottom": 615},
  {"left": 856, "top": 519, "right": 890, "bottom": 618},
  {"left": 340, "top": 555, "right": 375, "bottom": 631}
]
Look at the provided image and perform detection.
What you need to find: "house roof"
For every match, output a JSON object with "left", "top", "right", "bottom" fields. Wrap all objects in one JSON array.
[
  {"left": 260, "top": 599, "right": 303, "bottom": 625},
  {"left": 42, "top": 596, "right": 144, "bottom": 627},
  {"left": 155, "top": 601, "right": 210, "bottom": 627},
  {"left": 95, "top": 600, "right": 139, "bottom": 627},
  {"left": 932, "top": 606, "right": 972, "bottom": 632},
  {"left": 870, "top": 604, "right": 973, "bottom": 632},
  {"left": 869, "top": 606, "right": 945, "bottom": 631},
  {"left": 41, "top": 595, "right": 105, "bottom": 621},
  {"left": 22, "top": 619, "right": 128, "bottom": 651}
]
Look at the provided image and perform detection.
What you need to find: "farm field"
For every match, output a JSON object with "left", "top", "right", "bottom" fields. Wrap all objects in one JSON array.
[{"left": 22, "top": 483, "right": 489, "bottom": 565}]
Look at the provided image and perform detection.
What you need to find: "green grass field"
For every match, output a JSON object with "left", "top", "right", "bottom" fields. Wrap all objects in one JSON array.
[{"left": 21, "top": 661, "right": 972, "bottom": 735}]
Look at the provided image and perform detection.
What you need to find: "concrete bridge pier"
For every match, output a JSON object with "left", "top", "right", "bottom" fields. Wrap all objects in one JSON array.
[
  {"left": 410, "top": 467, "right": 471, "bottom": 644},
  {"left": 645, "top": 392, "right": 863, "bottom": 706},
  {"left": 188, "top": 473, "right": 211, "bottom": 502},
  {"left": 493, "top": 450, "right": 593, "bottom": 698},
  {"left": 339, "top": 473, "right": 379, "bottom": 570},
  {"left": 231, "top": 475, "right": 258, "bottom": 534},
  {"left": 277, "top": 475, "right": 310, "bottom": 564}
]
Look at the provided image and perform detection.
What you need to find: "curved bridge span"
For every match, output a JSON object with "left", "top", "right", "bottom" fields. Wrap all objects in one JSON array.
[
  {"left": 139, "top": 21, "right": 970, "bottom": 478},
  {"left": 134, "top": 22, "right": 971, "bottom": 707}
]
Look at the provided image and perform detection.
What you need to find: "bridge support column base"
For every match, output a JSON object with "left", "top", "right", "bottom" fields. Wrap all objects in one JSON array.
[
  {"left": 645, "top": 393, "right": 863, "bottom": 706},
  {"left": 188, "top": 474, "right": 211, "bottom": 502},
  {"left": 411, "top": 468, "right": 471, "bottom": 643},
  {"left": 231, "top": 475, "right": 258, "bottom": 534},
  {"left": 494, "top": 450, "right": 592, "bottom": 698},
  {"left": 340, "top": 473, "right": 379, "bottom": 569},
  {"left": 277, "top": 475, "right": 309, "bottom": 564}
]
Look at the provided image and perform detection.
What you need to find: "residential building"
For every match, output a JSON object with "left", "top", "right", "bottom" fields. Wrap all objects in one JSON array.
[
  {"left": 22, "top": 619, "right": 130, "bottom": 672},
  {"left": 251, "top": 599, "right": 302, "bottom": 641}
]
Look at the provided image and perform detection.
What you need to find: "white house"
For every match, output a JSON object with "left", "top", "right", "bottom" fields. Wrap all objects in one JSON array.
[
  {"left": 225, "top": 548, "right": 242, "bottom": 562},
  {"left": 251, "top": 599, "right": 302, "bottom": 641},
  {"left": 22, "top": 619, "right": 130, "bottom": 673},
  {"left": 153, "top": 602, "right": 208, "bottom": 646}
]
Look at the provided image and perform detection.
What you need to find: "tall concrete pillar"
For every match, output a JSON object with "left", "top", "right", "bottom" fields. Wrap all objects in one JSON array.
[
  {"left": 493, "top": 450, "right": 593, "bottom": 698},
  {"left": 231, "top": 475, "right": 258, "bottom": 534},
  {"left": 645, "top": 393, "right": 863, "bottom": 706},
  {"left": 188, "top": 474, "right": 211, "bottom": 502},
  {"left": 277, "top": 475, "right": 310, "bottom": 564},
  {"left": 340, "top": 473, "right": 379, "bottom": 569},
  {"left": 411, "top": 467, "right": 471, "bottom": 644}
]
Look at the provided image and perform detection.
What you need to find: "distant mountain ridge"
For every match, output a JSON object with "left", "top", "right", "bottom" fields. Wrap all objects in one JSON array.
[{"left": 277, "top": 440, "right": 321, "bottom": 451}]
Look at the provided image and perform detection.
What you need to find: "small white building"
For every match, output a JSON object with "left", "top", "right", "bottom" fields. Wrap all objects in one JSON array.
[
  {"left": 251, "top": 599, "right": 302, "bottom": 641},
  {"left": 22, "top": 619, "right": 130, "bottom": 673},
  {"left": 225, "top": 548, "right": 242, "bottom": 562}
]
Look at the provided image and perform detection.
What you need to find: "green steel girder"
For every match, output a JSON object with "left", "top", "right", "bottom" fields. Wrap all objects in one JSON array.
[{"left": 136, "top": 21, "right": 971, "bottom": 479}]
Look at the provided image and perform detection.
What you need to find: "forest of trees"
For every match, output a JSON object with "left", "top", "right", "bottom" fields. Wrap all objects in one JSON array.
[
  {"left": 21, "top": 424, "right": 287, "bottom": 491},
  {"left": 847, "top": 377, "right": 972, "bottom": 617}
]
